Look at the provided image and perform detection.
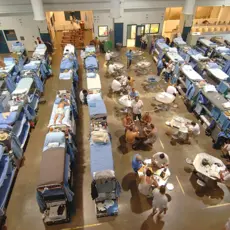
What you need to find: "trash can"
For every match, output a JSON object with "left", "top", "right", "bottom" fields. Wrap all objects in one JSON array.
[{"left": 116, "top": 43, "right": 122, "bottom": 51}]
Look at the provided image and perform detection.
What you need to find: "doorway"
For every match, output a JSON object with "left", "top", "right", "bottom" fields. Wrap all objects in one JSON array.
[
  {"left": 126, "top": 24, "right": 136, "bottom": 47},
  {"left": 114, "top": 23, "right": 123, "bottom": 46},
  {"left": 135, "top": 25, "right": 145, "bottom": 47},
  {"left": 0, "top": 31, "right": 10, "bottom": 53}
]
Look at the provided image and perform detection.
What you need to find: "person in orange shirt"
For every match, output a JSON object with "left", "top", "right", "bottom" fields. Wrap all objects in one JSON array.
[
  {"left": 123, "top": 113, "right": 134, "bottom": 133},
  {"left": 126, "top": 126, "right": 139, "bottom": 147},
  {"left": 127, "top": 76, "right": 135, "bottom": 88}
]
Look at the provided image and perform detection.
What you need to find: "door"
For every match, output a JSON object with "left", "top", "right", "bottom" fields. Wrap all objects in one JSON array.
[
  {"left": 114, "top": 23, "right": 123, "bottom": 46},
  {"left": 135, "top": 25, "right": 145, "bottom": 47},
  {"left": 0, "top": 31, "right": 9, "bottom": 53}
]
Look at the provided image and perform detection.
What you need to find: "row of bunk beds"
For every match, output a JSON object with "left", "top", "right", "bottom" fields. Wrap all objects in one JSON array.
[
  {"left": 0, "top": 42, "right": 52, "bottom": 226},
  {"left": 153, "top": 36, "right": 230, "bottom": 148},
  {"left": 36, "top": 44, "right": 78, "bottom": 225},
  {"left": 84, "top": 46, "right": 121, "bottom": 218}
]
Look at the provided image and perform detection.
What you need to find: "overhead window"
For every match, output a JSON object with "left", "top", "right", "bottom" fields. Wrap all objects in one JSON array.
[
  {"left": 98, "top": 26, "right": 108, "bottom": 37},
  {"left": 143, "top": 23, "right": 160, "bottom": 34},
  {"left": 4, "top": 30, "right": 17, "bottom": 41}
]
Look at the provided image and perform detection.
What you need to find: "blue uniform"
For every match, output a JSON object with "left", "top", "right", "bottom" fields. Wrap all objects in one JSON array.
[{"left": 132, "top": 154, "right": 142, "bottom": 172}]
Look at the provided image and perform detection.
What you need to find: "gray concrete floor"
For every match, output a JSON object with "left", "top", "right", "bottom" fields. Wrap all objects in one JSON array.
[{"left": 4, "top": 33, "right": 230, "bottom": 230}]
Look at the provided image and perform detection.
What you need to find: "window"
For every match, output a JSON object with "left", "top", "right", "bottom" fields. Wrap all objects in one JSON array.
[
  {"left": 98, "top": 26, "right": 108, "bottom": 37},
  {"left": 143, "top": 23, "right": 160, "bottom": 34},
  {"left": 4, "top": 30, "right": 17, "bottom": 41},
  {"left": 64, "top": 11, "right": 81, "bottom": 21}
]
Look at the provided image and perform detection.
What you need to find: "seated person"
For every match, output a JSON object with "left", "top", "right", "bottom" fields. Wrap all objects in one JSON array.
[
  {"left": 129, "top": 88, "right": 139, "bottom": 99},
  {"left": 79, "top": 89, "right": 88, "bottom": 105},
  {"left": 123, "top": 113, "right": 134, "bottom": 132},
  {"left": 220, "top": 169, "right": 230, "bottom": 187},
  {"left": 152, "top": 152, "right": 169, "bottom": 168},
  {"left": 126, "top": 126, "right": 139, "bottom": 148},
  {"left": 143, "top": 124, "right": 158, "bottom": 147},
  {"left": 111, "top": 79, "right": 122, "bottom": 92},
  {"left": 187, "top": 121, "right": 200, "bottom": 136},
  {"left": 108, "top": 63, "right": 116, "bottom": 75},
  {"left": 54, "top": 99, "right": 69, "bottom": 124},
  {"left": 166, "top": 85, "right": 177, "bottom": 96},
  {"left": 142, "top": 112, "right": 152, "bottom": 126},
  {"left": 138, "top": 169, "right": 158, "bottom": 197},
  {"left": 221, "top": 140, "right": 230, "bottom": 159},
  {"left": 132, "top": 153, "right": 145, "bottom": 173}
]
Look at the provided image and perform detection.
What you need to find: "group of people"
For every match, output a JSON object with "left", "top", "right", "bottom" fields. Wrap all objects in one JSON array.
[
  {"left": 132, "top": 153, "right": 170, "bottom": 216},
  {"left": 124, "top": 111, "right": 158, "bottom": 150}
]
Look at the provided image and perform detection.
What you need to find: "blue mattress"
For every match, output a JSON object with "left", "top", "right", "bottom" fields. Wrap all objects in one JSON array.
[
  {"left": 0, "top": 112, "right": 18, "bottom": 125},
  {"left": 60, "top": 57, "right": 74, "bottom": 71},
  {"left": 0, "top": 155, "right": 10, "bottom": 188},
  {"left": 90, "top": 139, "right": 114, "bottom": 175},
  {"left": 0, "top": 167, "right": 16, "bottom": 210},
  {"left": 43, "top": 132, "right": 66, "bottom": 152},
  {"left": 17, "top": 121, "right": 30, "bottom": 148},
  {"left": 85, "top": 56, "right": 98, "bottom": 70},
  {"left": 87, "top": 94, "right": 107, "bottom": 118}
]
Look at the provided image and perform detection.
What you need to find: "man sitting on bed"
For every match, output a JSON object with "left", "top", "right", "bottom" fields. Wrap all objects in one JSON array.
[{"left": 54, "top": 99, "right": 69, "bottom": 125}]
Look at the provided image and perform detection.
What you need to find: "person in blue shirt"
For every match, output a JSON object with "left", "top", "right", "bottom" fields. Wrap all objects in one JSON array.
[
  {"left": 129, "top": 88, "right": 139, "bottom": 99},
  {"left": 126, "top": 50, "right": 133, "bottom": 69},
  {"left": 132, "top": 154, "right": 144, "bottom": 172},
  {"left": 157, "top": 58, "right": 166, "bottom": 76}
]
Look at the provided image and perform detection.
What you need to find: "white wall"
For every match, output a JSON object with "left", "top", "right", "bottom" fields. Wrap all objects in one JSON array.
[
  {"left": 81, "top": 11, "right": 93, "bottom": 29},
  {"left": 93, "top": 10, "right": 113, "bottom": 40},
  {"left": 0, "top": 15, "right": 48, "bottom": 51}
]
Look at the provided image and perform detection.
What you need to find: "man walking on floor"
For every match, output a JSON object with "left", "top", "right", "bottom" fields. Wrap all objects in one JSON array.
[{"left": 126, "top": 50, "right": 133, "bottom": 69}]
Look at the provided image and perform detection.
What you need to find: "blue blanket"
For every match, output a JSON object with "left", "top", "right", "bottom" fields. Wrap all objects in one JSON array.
[
  {"left": 85, "top": 56, "right": 98, "bottom": 70},
  {"left": 87, "top": 94, "right": 107, "bottom": 118},
  {"left": 0, "top": 112, "right": 18, "bottom": 125},
  {"left": 60, "top": 58, "right": 74, "bottom": 71},
  {"left": 90, "top": 140, "right": 114, "bottom": 175}
]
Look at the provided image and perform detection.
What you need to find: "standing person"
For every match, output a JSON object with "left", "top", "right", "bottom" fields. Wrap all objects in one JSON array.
[
  {"left": 165, "top": 60, "right": 174, "bottom": 82},
  {"left": 127, "top": 76, "right": 135, "bottom": 88},
  {"left": 105, "top": 50, "right": 111, "bottom": 65},
  {"left": 152, "top": 152, "right": 169, "bottom": 168},
  {"left": 157, "top": 58, "right": 165, "bottom": 76},
  {"left": 79, "top": 89, "right": 88, "bottom": 105},
  {"left": 151, "top": 186, "right": 168, "bottom": 216},
  {"left": 34, "top": 41, "right": 38, "bottom": 49},
  {"left": 37, "top": 37, "right": 43, "bottom": 44},
  {"left": 126, "top": 50, "right": 133, "bottom": 69},
  {"left": 149, "top": 37, "right": 155, "bottom": 55},
  {"left": 129, "top": 88, "right": 139, "bottom": 99},
  {"left": 131, "top": 96, "right": 144, "bottom": 121}
]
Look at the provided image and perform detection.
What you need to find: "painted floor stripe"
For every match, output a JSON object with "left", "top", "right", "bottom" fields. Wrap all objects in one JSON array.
[
  {"left": 62, "top": 223, "right": 102, "bottom": 230},
  {"left": 176, "top": 175, "right": 185, "bottom": 195},
  {"left": 159, "top": 138, "right": 164, "bottom": 149},
  {"left": 204, "top": 203, "right": 230, "bottom": 209}
]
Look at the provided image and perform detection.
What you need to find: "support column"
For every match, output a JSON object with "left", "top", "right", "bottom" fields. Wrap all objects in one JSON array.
[
  {"left": 30, "top": 0, "right": 45, "bottom": 21},
  {"left": 180, "top": 0, "right": 196, "bottom": 42}
]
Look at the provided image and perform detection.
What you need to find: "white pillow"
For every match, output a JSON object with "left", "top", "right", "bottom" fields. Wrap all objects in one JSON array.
[{"left": 47, "top": 142, "right": 60, "bottom": 148}]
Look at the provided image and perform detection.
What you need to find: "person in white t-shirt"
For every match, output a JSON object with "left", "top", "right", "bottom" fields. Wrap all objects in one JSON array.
[
  {"left": 151, "top": 186, "right": 168, "bottom": 216},
  {"left": 187, "top": 121, "right": 200, "bottom": 136},
  {"left": 152, "top": 152, "right": 169, "bottom": 168},
  {"left": 166, "top": 85, "right": 177, "bottom": 96},
  {"left": 111, "top": 79, "right": 122, "bottom": 92},
  {"left": 131, "top": 96, "right": 144, "bottom": 121},
  {"left": 108, "top": 64, "right": 116, "bottom": 75},
  {"left": 105, "top": 50, "right": 112, "bottom": 65}
]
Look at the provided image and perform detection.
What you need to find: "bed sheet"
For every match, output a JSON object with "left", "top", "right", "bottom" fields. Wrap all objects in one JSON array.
[
  {"left": 167, "top": 52, "right": 184, "bottom": 63},
  {"left": 181, "top": 65, "right": 203, "bottom": 81},
  {"left": 12, "top": 78, "right": 33, "bottom": 95},
  {"left": 59, "top": 69, "right": 73, "bottom": 80},
  {"left": 85, "top": 56, "right": 98, "bottom": 69},
  {"left": 0, "top": 112, "right": 18, "bottom": 125},
  {"left": 191, "top": 53, "right": 208, "bottom": 62},
  {"left": 199, "top": 39, "right": 217, "bottom": 48},
  {"left": 173, "top": 37, "right": 186, "bottom": 45},
  {"left": 0, "top": 64, "right": 15, "bottom": 74},
  {"left": 90, "top": 139, "right": 114, "bottom": 175},
  {"left": 60, "top": 58, "right": 74, "bottom": 71},
  {"left": 48, "top": 103, "right": 71, "bottom": 128},
  {"left": 87, "top": 74, "right": 101, "bottom": 90},
  {"left": 87, "top": 94, "right": 107, "bottom": 118},
  {"left": 157, "top": 42, "right": 169, "bottom": 51},
  {"left": 207, "top": 68, "right": 229, "bottom": 80},
  {"left": 215, "top": 46, "right": 230, "bottom": 54},
  {"left": 85, "top": 46, "right": 96, "bottom": 54}
]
